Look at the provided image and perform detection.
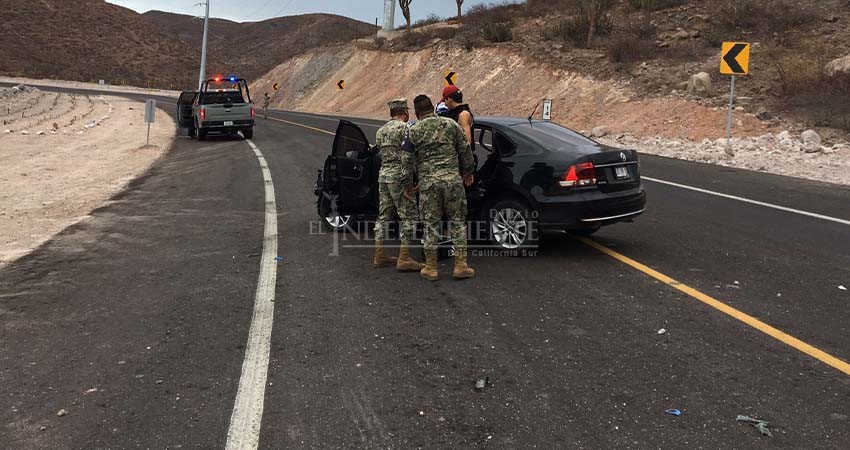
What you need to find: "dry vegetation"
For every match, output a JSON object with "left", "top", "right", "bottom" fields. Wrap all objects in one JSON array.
[{"left": 376, "top": 0, "right": 850, "bottom": 136}]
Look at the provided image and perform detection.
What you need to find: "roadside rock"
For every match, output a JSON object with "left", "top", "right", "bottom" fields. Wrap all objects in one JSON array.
[
  {"left": 591, "top": 126, "right": 608, "bottom": 138},
  {"left": 756, "top": 111, "right": 773, "bottom": 121},
  {"left": 801, "top": 129, "right": 822, "bottom": 146},
  {"left": 803, "top": 142, "right": 823, "bottom": 153},
  {"left": 825, "top": 54, "right": 850, "bottom": 76},
  {"left": 686, "top": 72, "right": 713, "bottom": 96}
]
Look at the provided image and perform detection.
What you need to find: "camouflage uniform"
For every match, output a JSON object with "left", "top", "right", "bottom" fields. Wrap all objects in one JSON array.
[
  {"left": 374, "top": 118, "right": 417, "bottom": 244},
  {"left": 402, "top": 112, "right": 475, "bottom": 253}
]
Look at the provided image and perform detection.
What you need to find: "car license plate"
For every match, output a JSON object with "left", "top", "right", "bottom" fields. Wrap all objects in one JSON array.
[
  {"left": 224, "top": 121, "right": 234, "bottom": 126},
  {"left": 615, "top": 166, "right": 630, "bottom": 179}
]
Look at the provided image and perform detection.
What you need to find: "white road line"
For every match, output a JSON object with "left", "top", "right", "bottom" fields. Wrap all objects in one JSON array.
[
  {"left": 644, "top": 176, "right": 850, "bottom": 226},
  {"left": 225, "top": 138, "right": 278, "bottom": 450}
]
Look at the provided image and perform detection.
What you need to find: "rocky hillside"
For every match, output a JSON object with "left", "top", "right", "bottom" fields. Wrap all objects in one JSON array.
[
  {"left": 0, "top": 0, "right": 200, "bottom": 89},
  {"left": 143, "top": 11, "right": 378, "bottom": 83},
  {"left": 253, "top": 0, "right": 850, "bottom": 185},
  {"left": 258, "top": 0, "right": 850, "bottom": 139},
  {"left": 0, "top": 0, "right": 376, "bottom": 90}
]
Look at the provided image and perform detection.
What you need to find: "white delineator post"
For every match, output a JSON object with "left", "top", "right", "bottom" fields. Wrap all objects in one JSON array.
[
  {"left": 144, "top": 99, "right": 156, "bottom": 146},
  {"left": 378, "top": 0, "right": 396, "bottom": 37},
  {"left": 198, "top": 1, "right": 210, "bottom": 90}
]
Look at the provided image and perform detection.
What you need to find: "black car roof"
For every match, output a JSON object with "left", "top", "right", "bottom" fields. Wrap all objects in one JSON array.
[{"left": 475, "top": 116, "right": 549, "bottom": 127}]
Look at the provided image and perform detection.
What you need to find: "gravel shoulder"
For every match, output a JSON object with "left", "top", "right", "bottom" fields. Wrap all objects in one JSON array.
[{"left": 0, "top": 87, "right": 175, "bottom": 268}]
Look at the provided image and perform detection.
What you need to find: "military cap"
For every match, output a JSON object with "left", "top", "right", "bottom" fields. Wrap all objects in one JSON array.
[{"left": 388, "top": 98, "right": 409, "bottom": 110}]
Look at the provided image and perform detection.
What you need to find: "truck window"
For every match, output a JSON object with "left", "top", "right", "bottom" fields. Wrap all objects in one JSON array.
[{"left": 200, "top": 92, "right": 245, "bottom": 105}]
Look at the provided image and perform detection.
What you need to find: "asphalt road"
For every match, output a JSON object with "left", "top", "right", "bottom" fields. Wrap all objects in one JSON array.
[{"left": 1, "top": 85, "right": 849, "bottom": 449}]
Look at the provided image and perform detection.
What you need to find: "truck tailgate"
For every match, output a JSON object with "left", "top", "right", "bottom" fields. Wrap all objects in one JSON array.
[{"left": 202, "top": 104, "right": 251, "bottom": 122}]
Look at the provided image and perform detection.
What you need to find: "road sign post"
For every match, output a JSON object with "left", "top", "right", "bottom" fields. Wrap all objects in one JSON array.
[
  {"left": 726, "top": 75, "right": 735, "bottom": 150},
  {"left": 720, "top": 42, "right": 750, "bottom": 153},
  {"left": 542, "top": 99, "right": 553, "bottom": 121},
  {"left": 144, "top": 99, "right": 156, "bottom": 146},
  {"left": 336, "top": 80, "right": 345, "bottom": 112}
]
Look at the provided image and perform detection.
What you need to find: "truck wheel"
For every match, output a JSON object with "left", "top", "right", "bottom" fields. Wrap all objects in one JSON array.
[
  {"left": 197, "top": 129, "right": 207, "bottom": 141},
  {"left": 242, "top": 127, "right": 254, "bottom": 140}
]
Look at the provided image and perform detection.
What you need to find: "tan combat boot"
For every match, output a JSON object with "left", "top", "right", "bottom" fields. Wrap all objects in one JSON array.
[
  {"left": 373, "top": 241, "right": 397, "bottom": 268},
  {"left": 396, "top": 244, "right": 425, "bottom": 272},
  {"left": 452, "top": 249, "right": 476, "bottom": 280},
  {"left": 420, "top": 251, "right": 439, "bottom": 281}
]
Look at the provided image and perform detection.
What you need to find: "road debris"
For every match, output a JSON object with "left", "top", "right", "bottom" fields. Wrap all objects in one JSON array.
[
  {"left": 665, "top": 409, "right": 682, "bottom": 416},
  {"left": 84, "top": 388, "right": 98, "bottom": 394},
  {"left": 736, "top": 415, "right": 773, "bottom": 437},
  {"left": 839, "top": 285, "right": 847, "bottom": 291},
  {"left": 657, "top": 328, "right": 667, "bottom": 335},
  {"left": 275, "top": 256, "right": 283, "bottom": 262},
  {"left": 475, "top": 377, "right": 490, "bottom": 390},
  {"left": 57, "top": 409, "right": 68, "bottom": 417}
]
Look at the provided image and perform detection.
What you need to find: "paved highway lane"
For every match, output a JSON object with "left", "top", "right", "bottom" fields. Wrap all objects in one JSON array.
[
  {"left": 255, "top": 110, "right": 850, "bottom": 449},
  {"left": 2, "top": 88, "right": 849, "bottom": 449},
  {"left": 1, "top": 91, "right": 267, "bottom": 448}
]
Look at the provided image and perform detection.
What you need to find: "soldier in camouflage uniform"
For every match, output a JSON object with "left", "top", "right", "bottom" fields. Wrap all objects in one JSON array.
[
  {"left": 401, "top": 95, "right": 476, "bottom": 281},
  {"left": 373, "top": 98, "right": 424, "bottom": 272}
]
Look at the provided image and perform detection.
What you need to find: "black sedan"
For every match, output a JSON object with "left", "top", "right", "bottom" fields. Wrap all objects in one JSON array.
[{"left": 315, "top": 117, "right": 646, "bottom": 250}]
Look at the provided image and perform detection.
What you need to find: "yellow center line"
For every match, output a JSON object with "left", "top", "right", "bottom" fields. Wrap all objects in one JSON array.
[
  {"left": 265, "top": 116, "right": 335, "bottom": 136},
  {"left": 577, "top": 236, "right": 850, "bottom": 377},
  {"left": 263, "top": 113, "right": 850, "bottom": 377}
]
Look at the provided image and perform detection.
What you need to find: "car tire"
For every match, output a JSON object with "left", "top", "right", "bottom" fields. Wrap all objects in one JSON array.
[
  {"left": 318, "top": 196, "right": 351, "bottom": 233},
  {"left": 242, "top": 127, "right": 254, "bottom": 140},
  {"left": 487, "top": 199, "right": 539, "bottom": 252}
]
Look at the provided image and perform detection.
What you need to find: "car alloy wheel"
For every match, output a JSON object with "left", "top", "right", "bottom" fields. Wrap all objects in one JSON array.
[{"left": 491, "top": 207, "right": 529, "bottom": 250}]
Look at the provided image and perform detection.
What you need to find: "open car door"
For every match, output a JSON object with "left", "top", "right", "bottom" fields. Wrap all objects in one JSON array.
[
  {"left": 176, "top": 91, "right": 197, "bottom": 128},
  {"left": 330, "top": 120, "right": 376, "bottom": 215}
]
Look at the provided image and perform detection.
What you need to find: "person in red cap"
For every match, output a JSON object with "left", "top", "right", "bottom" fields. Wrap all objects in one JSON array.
[{"left": 439, "top": 85, "right": 474, "bottom": 149}]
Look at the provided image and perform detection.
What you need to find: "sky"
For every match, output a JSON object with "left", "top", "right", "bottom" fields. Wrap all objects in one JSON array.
[{"left": 106, "top": 0, "right": 516, "bottom": 24}]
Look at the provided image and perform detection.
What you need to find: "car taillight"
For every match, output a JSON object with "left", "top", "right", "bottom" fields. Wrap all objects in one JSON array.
[
  {"left": 250, "top": 106, "right": 255, "bottom": 118},
  {"left": 200, "top": 108, "right": 206, "bottom": 120},
  {"left": 559, "top": 162, "right": 597, "bottom": 187}
]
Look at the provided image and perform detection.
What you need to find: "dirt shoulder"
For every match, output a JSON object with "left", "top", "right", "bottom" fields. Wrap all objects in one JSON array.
[
  {"left": 0, "top": 76, "right": 181, "bottom": 98},
  {"left": 0, "top": 87, "right": 175, "bottom": 268}
]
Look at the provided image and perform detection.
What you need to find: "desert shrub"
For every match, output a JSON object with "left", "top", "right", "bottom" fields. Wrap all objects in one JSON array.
[
  {"left": 770, "top": 52, "right": 850, "bottom": 132},
  {"left": 628, "top": 0, "right": 688, "bottom": 11},
  {"left": 715, "top": 0, "right": 818, "bottom": 36},
  {"left": 414, "top": 14, "right": 443, "bottom": 28},
  {"left": 466, "top": 2, "right": 524, "bottom": 23},
  {"left": 459, "top": 30, "right": 484, "bottom": 51},
  {"left": 371, "top": 37, "right": 387, "bottom": 50},
  {"left": 606, "top": 35, "right": 654, "bottom": 62},
  {"left": 605, "top": 17, "right": 657, "bottom": 62},
  {"left": 547, "top": 14, "right": 612, "bottom": 47},
  {"left": 481, "top": 22, "right": 514, "bottom": 43},
  {"left": 466, "top": 0, "right": 576, "bottom": 24}
]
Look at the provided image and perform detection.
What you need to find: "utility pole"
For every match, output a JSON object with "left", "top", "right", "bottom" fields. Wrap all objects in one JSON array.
[
  {"left": 378, "top": 0, "right": 396, "bottom": 37},
  {"left": 197, "top": 1, "right": 210, "bottom": 90}
]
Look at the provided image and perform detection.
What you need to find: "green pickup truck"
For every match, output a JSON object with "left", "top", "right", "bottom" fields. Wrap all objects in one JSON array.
[{"left": 177, "top": 77, "right": 255, "bottom": 140}]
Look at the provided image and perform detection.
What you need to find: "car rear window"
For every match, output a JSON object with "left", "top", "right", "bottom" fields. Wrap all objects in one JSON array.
[
  {"left": 509, "top": 122, "right": 596, "bottom": 149},
  {"left": 200, "top": 92, "right": 245, "bottom": 105}
]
